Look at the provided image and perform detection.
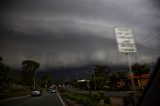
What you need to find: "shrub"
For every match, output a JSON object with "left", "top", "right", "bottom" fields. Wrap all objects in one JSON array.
[
  {"left": 104, "top": 96, "right": 111, "bottom": 104},
  {"left": 61, "top": 91, "right": 110, "bottom": 106}
]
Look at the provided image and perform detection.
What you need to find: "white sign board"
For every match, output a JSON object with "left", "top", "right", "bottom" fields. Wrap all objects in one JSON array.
[{"left": 114, "top": 27, "right": 137, "bottom": 53}]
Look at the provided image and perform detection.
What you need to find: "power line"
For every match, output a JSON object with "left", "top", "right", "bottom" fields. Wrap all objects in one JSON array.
[
  {"left": 141, "top": 27, "right": 160, "bottom": 42},
  {"left": 136, "top": 27, "right": 160, "bottom": 48}
]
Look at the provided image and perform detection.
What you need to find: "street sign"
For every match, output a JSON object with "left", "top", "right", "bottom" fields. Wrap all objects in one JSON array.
[
  {"left": 114, "top": 27, "right": 137, "bottom": 53},
  {"left": 114, "top": 27, "right": 137, "bottom": 104}
]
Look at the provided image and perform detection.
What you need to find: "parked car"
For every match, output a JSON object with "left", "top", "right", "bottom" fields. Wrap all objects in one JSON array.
[{"left": 31, "top": 90, "right": 42, "bottom": 96}]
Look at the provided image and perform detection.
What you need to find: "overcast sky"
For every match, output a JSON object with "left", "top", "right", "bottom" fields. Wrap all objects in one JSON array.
[{"left": 0, "top": 0, "right": 160, "bottom": 69}]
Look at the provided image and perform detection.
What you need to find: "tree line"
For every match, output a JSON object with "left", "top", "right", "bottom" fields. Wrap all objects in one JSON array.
[
  {"left": 0, "top": 55, "right": 153, "bottom": 92},
  {"left": 69, "top": 63, "right": 151, "bottom": 91},
  {"left": 0, "top": 57, "right": 54, "bottom": 93}
]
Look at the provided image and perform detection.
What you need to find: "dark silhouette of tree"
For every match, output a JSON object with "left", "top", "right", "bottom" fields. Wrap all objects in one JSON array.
[
  {"left": 132, "top": 63, "right": 150, "bottom": 75},
  {"left": 21, "top": 60, "right": 40, "bottom": 87},
  {"left": 0, "top": 57, "right": 2, "bottom": 63},
  {"left": 0, "top": 57, "right": 12, "bottom": 92},
  {"left": 109, "top": 71, "right": 128, "bottom": 90},
  {"left": 91, "top": 65, "right": 111, "bottom": 90},
  {"left": 11, "top": 69, "right": 22, "bottom": 84},
  {"left": 38, "top": 74, "right": 54, "bottom": 88},
  {"left": 132, "top": 63, "right": 150, "bottom": 88}
]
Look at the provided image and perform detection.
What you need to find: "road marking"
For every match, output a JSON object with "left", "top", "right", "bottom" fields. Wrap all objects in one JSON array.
[{"left": 57, "top": 91, "right": 66, "bottom": 106}]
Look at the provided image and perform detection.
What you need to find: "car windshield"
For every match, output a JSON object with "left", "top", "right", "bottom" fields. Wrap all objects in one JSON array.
[{"left": 0, "top": 0, "right": 159, "bottom": 106}]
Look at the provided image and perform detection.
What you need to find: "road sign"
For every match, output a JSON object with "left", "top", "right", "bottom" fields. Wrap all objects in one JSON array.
[
  {"left": 114, "top": 27, "right": 137, "bottom": 53},
  {"left": 114, "top": 27, "right": 137, "bottom": 104}
]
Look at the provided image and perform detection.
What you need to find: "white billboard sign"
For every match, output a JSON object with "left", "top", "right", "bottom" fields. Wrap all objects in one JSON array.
[{"left": 114, "top": 27, "right": 137, "bottom": 53}]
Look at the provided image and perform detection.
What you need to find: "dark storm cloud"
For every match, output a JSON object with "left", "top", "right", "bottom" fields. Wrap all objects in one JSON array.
[{"left": 0, "top": 0, "right": 160, "bottom": 69}]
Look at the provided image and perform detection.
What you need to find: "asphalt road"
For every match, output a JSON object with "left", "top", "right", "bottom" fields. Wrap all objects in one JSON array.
[{"left": 0, "top": 91, "right": 64, "bottom": 106}]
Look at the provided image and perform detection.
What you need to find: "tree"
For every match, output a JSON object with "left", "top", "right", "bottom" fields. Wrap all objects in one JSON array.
[
  {"left": 132, "top": 63, "right": 150, "bottom": 88},
  {"left": 132, "top": 63, "right": 150, "bottom": 75},
  {"left": 109, "top": 72, "right": 118, "bottom": 90},
  {"left": 11, "top": 70, "right": 22, "bottom": 84},
  {"left": 109, "top": 71, "right": 128, "bottom": 90},
  {"left": 38, "top": 74, "right": 54, "bottom": 88},
  {"left": 21, "top": 60, "right": 40, "bottom": 87},
  {"left": 116, "top": 71, "right": 128, "bottom": 79},
  {"left": 0, "top": 57, "right": 2, "bottom": 63},
  {"left": 0, "top": 57, "right": 12, "bottom": 92},
  {"left": 90, "top": 65, "right": 111, "bottom": 90},
  {"left": 21, "top": 60, "right": 40, "bottom": 72}
]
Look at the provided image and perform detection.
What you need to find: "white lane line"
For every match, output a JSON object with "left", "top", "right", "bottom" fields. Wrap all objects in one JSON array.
[{"left": 57, "top": 91, "right": 66, "bottom": 106}]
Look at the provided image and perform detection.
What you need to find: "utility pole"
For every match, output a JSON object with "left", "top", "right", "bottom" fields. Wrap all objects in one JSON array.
[
  {"left": 68, "top": 76, "right": 70, "bottom": 84},
  {"left": 93, "top": 65, "right": 97, "bottom": 91}
]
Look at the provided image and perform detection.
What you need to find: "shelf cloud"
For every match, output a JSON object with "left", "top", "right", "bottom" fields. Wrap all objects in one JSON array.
[{"left": 0, "top": 0, "right": 160, "bottom": 69}]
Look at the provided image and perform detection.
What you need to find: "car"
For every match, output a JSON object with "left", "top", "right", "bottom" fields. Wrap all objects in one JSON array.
[
  {"left": 31, "top": 90, "right": 42, "bottom": 96},
  {"left": 51, "top": 89, "right": 56, "bottom": 93}
]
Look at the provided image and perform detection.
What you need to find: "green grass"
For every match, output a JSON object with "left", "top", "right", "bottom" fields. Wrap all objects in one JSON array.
[
  {"left": 0, "top": 91, "right": 30, "bottom": 100},
  {"left": 63, "top": 92, "right": 98, "bottom": 106},
  {"left": 61, "top": 91, "right": 110, "bottom": 106}
]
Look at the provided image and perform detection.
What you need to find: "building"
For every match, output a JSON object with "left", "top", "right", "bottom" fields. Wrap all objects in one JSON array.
[{"left": 128, "top": 73, "right": 151, "bottom": 88}]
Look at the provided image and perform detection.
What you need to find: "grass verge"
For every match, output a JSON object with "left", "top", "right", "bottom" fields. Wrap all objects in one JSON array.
[
  {"left": 0, "top": 91, "right": 30, "bottom": 100},
  {"left": 59, "top": 88, "right": 110, "bottom": 106}
]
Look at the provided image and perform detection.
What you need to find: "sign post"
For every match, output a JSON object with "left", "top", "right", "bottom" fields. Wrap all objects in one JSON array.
[{"left": 114, "top": 26, "right": 137, "bottom": 105}]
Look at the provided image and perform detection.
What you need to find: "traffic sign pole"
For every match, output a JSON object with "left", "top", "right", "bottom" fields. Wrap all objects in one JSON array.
[
  {"left": 125, "top": 53, "right": 137, "bottom": 105},
  {"left": 114, "top": 26, "right": 137, "bottom": 105},
  {"left": 125, "top": 53, "right": 136, "bottom": 91}
]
